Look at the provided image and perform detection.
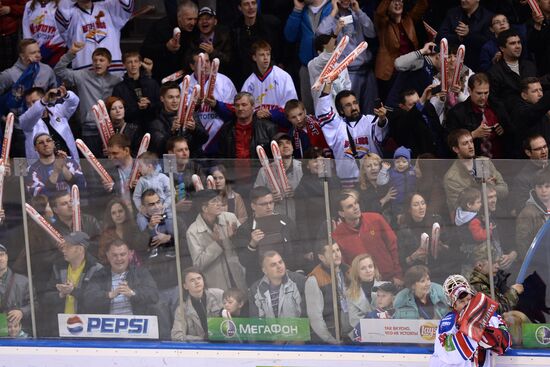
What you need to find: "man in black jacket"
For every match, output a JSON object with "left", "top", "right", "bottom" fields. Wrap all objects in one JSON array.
[
  {"left": 41, "top": 232, "right": 103, "bottom": 336},
  {"left": 510, "top": 77, "right": 550, "bottom": 146},
  {"left": 82, "top": 239, "right": 159, "bottom": 316},
  {"left": 112, "top": 52, "right": 160, "bottom": 130},
  {"left": 445, "top": 73, "right": 514, "bottom": 158},
  {"left": 528, "top": 0, "right": 550, "bottom": 75},
  {"left": 149, "top": 82, "right": 208, "bottom": 157},
  {"left": 214, "top": 92, "right": 277, "bottom": 159},
  {"left": 487, "top": 29, "right": 537, "bottom": 108},
  {"left": 140, "top": 1, "right": 198, "bottom": 83}
]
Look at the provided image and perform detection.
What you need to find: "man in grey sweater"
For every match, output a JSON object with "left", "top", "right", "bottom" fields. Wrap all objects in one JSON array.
[{"left": 54, "top": 42, "right": 121, "bottom": 157}]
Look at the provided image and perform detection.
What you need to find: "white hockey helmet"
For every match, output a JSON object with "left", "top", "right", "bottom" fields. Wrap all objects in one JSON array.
[{"left": 443, "top": 274, "right": 474, "bottom": 307}]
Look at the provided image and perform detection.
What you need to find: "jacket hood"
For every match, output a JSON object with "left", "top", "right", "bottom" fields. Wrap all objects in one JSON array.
[
  {"left": 455, "top": 207, "right": 477, "bottom": 226},
  {"left": 526, "top": 190, "right": 550, "bottom": 215}
]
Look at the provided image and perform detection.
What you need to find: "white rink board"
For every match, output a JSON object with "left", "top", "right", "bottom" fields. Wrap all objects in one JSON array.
[{"left": 0, "top": 346, "right": 548, "bottom": 367}]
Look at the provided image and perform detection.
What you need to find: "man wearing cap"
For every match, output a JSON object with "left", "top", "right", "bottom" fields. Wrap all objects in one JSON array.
[
  {"left": 190, "top": 2, "right": 232, "bottom": 70},
  {"left": 0, "top": 244, "right": 31, "bottom": 336},
  {"left": 25, "top": 133, "right": 86, "bottom": 198},
  {"left": 41, "top": 232, "right": 103, "bottom": 336},
  {"left": 254, "top": 132, "right": 303, "bottom": 221},
  {"left": 186, "top": 189, "right": 245, "bottom": 291}
]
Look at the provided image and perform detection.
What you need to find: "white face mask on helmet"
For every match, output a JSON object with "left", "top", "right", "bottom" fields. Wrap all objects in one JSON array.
[{"left": 443, "top": 274, "right": 474, "bottom": 306}]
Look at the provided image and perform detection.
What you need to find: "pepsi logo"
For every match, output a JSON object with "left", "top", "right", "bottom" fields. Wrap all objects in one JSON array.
[{"left": 67, "top": 315, "right": 84, "bottom": 334}]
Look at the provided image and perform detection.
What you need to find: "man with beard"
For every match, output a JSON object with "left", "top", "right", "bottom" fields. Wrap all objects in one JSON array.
[{"left": 316, "top": 81, "right": 388, "bottom": 187}]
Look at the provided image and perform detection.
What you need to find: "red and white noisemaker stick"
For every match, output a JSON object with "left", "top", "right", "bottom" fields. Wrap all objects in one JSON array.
[
  {"left": 431, "top": 222, "right": 441, "bottom": 259},
  {"left": 25, "top": 203, "right": 64, "bottom": 246},
  {"left": 256, "top": 145, "right": 282, "bottom": 197},
  {"left": 129, "top": 133, "right": 151, "bottom": 188},
  {"left": 440, "top": 38, "right": 449, "bottom": 92},
  {"left": 75, "top": 139, "right": 114, "bottom": 186},
  {"left": 206, "top": 175, "right": 215, "bottom": 190},
  {"left": 177, "top": 75, "right": 191, "bottom": 125},
  {"left": 323, "top": 41, "right": 368, "bottom": 83},
  {"left": 206, "top": 58, "right": 220, "bottom": 100},
  {"left": 271, "top": 140, "right": 292, "bottom": 195},
  {"left": 311, "top": 35, "right": 349, "bottom": 91},
  {"left": 423, "top": 21, "right": 438, "bottom": 41},
  {"left": 162, "top": 70, "right": 185, "bottom": 84},
  {"left": 451, "top": 45, "right": 466, "bottom": 89},
  {"left": 527, "top": 0, "right": 544, "bottom": 18},
  {"left": 97, "top": 99, "right": 115, "bottom": 137},
  {"left": 71, "top": 185, "right": 82, "bottom": 231},
  {"left": 192, "top": 174, "right": 204, "bottom": 191},
  {"left": 0, "top": 113, "right": 14, "bottom": 215},
  {"left": 184, "top": 85, "right": 201, "bottom": 125}
]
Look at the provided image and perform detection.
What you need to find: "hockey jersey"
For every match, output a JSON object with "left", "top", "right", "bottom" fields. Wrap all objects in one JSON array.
[
  {"left": 241, "top": 65, "right": 297, "bottom": 110},
  {"left": 430, "top": 311, "right": 510, "bottom": 367},
  {"left": 183, "top": 72, "right": 237, "bottom": 155},
  {"left": 55, "top": 0, "right": 133, "bottom": 73},
  {"left": 315, "top": 93, "right": 388, "bottom": 184},
  {"left": 23, "top": 1, "right": 66, "bottom": 65}
]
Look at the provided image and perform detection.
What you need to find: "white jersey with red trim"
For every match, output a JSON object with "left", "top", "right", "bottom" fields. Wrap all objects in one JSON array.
[
  {"left": 315, "top": 93, "right": 388, "bottom": 184},
  {"left": 23, "top": 2, "right": 65, "bottom": 49},
  {"left": 430, "top": 311, "right": 508, "bottom": 367},
  {"left": 182, "top": 72, "right": 237, "bottom": 152},
  {"left": 241, "top": 65, "right": 297, "bottom": 110},
  {"left": 55, "top": 0, "right": 133, "bottom": 73}
]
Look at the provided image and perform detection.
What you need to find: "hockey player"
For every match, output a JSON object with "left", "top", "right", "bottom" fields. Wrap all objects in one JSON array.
[
  {"left": 187, "top": 51, "right": 237, "bottom": 157},
  {"left": 316, "top": 81, "right": 388, "bottom": 186},
  {"left": 241, "top": 40, "right": 297, "bottom": 112},
  {"left": 22, "top": 0, "right": 66, "bottom": 65},
  {"left": 430, "top": 274, "right": 510, "bottom": 367},
  {"left": 54, "top": 0, "right": 134, "bottom": 75}
]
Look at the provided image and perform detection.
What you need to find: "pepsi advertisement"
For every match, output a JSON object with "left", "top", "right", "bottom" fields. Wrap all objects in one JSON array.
[{"left": 58, "top": 314, "right": 159, "bottom": 339}]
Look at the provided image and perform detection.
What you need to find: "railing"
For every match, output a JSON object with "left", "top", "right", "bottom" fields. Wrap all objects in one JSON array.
[{"left": 0, "top": 156, "right": 548, "bottom": 351}]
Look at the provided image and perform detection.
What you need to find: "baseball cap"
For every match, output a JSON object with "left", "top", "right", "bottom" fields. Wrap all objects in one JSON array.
[
  {"left": 373, "top": 282, "right": 398, "bottom": 295},
  {"left": 199, "top": 6, "right": 216, "bottom": 17},
  {"left": 0, "top": 244, "right": 7, "bottom": 253},
  {"left": 64, "top": 232, "right": 90, "bottom": 249},
  {"left": 273, "top": 132, "right": 292, "bottom": 143}
]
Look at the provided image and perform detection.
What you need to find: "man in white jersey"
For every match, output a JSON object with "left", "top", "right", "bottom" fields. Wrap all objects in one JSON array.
[
  {"left": 185, "top": 50, "right": 237, "bottom": 157},
  {"left": 241, "top": 40, "right": 297, "bottom": 112},
  {"left": 55, "top": 0, "right": 133, "bottom": 75},
  {"left": 315, "top": 81, "right": 388, "bottom": 186},
  {"left": 23, "top": 0, "right": 66, "bottom": 65}
]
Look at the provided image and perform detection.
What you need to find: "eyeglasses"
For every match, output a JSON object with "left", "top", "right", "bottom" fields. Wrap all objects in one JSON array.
[{"left": 531, "top": 145, "right": 548, "bottom": 152}]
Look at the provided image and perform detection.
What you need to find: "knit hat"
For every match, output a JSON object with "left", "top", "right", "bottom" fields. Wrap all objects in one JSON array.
[
  {"left": 373, "top": 282, "right": 398, "bottom": 295},
  {"left": 0, "top": 244, "right": 7, "bottom": 253},
  {"left": 393, "top": 146, "right": 411, "bottom": 162}
]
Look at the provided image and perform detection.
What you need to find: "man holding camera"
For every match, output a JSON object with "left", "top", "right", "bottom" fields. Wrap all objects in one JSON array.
[{"left": 19, "top": 85, "right": 80, "bottom": 162}]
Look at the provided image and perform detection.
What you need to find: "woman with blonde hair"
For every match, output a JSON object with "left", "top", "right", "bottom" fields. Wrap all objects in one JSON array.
[
  {"left": 347, "top": 253, "right": 387, "bottom": 328},
  {"left": 357, "top": 153, "right": 396, "bottom": 214}
]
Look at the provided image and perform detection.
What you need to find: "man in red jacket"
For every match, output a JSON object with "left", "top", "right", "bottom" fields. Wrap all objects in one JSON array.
[
  {"left": 0, "top": 0, "right": 26, "bottom": 70},
  {"left": 332, "top": 190, "right": 403, "bottom": 285}
]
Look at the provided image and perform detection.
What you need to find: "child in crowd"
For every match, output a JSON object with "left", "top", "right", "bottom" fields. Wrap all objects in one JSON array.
[
  {"left": 377, "top": 146, "right": 418, "bottom": 218},
  {"left": 8, "top": 319, "right": 29, "bottom": 338},
  {"left": 132, "top": 151, "right": 172, "bottom": 211},
  {"left": 221, "top": 287, "right": 248, "bottom": 318},
  {"left": 366, "top": 282, "right": 397, "bottom": 319}
]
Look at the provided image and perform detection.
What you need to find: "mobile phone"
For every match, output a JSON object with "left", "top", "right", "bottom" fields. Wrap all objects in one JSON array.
[
  {"left": 374, "top": 98, "right": 383, "bottom": 109},
  {"left": 340, "top": 15, "right": 353, "bottom": 25},
  {"left": 431, "top": 85, "right": 442, "bottom": 94}
]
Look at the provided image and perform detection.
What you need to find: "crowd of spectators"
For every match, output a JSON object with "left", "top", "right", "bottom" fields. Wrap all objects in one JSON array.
[{"left": 1, "top": 0, "right": 550, "bottom": 345}]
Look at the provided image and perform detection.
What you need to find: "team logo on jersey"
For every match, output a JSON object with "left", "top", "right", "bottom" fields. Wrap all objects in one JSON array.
[{"left": 82, "top": 11, "right": 107, "bottom": 44}]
